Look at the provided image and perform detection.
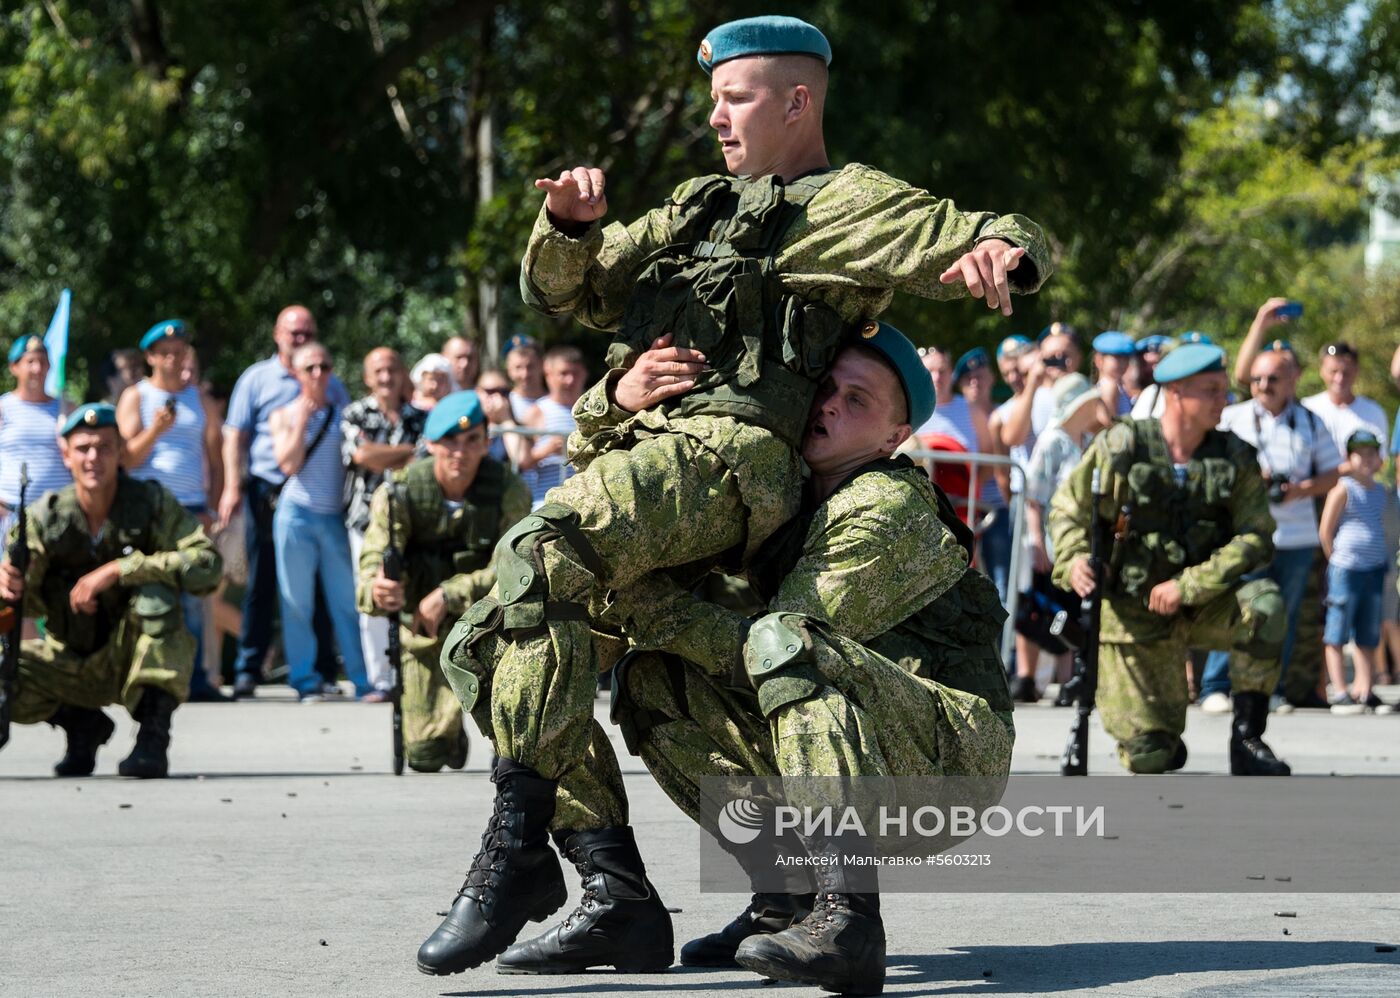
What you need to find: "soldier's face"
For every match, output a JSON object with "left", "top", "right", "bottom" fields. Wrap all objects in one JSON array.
[
  {"left": 1171, "top": 371, "right": 1229, "bottom": 428},
  {"left": 709, "top": 59, "right": 796, "bottom": 177},
  {"left": 431, "top": 424, "right": 489, "bottom": 481},
  {"left": 62, "top": 428, "right": 120, "bottom": 490},
  {"left": 803, "top": 350, "right": 910, "bottom": 472}
]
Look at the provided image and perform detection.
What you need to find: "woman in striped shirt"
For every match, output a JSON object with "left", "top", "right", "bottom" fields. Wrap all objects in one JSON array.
[
  {"left": 0, "top": 335, "right": 72, "bottom": 534},
  {"left": 270, "top": 342, "right": 371, "bottom": 702}
]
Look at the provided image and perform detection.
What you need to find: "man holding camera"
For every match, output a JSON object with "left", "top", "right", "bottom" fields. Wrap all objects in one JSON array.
[{"left": 1201, "top": 342, "right": 1342, "bottom": 712}]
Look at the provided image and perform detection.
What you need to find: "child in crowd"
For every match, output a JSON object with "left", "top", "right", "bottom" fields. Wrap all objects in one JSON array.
[{"left": 1319, "top": 430, "right": 1394, "bottom": 714}]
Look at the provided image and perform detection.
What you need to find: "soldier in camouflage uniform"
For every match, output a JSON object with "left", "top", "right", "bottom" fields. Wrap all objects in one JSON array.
[
  {"left": 1050, "top": 344, "right": 1291, "bottom": 777},
  {"left": 494, "top": 325, "right": 1013, "bottom": 995},
  {"left": 421, "top": 14, "right": 1050, "bottom": 977},
  {"left": 0, "top": 403, "right": 221, "bottom": 779},
  {"left": 357, "top": 392, "right": 530, "bottom": 773}
]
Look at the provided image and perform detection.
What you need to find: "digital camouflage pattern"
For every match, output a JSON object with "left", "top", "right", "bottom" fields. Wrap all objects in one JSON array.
[
  {"left": 522, "top": 164, "right": 1051, "bottom": 330},
  {"left": 357, "top": 457, "right": 530, "bottom": 772},
  {"left": 6, "top": 476, "right": 220, "bottom": 723},
  {"left": 1049, "top": 419, "right": 1285, "bottom": 771},
  {"left": 568, "top": 460, "right": 1015, "bottom": 829},
  {"left": 440, "top": 163, "right": 1049, "bottom": 830}
]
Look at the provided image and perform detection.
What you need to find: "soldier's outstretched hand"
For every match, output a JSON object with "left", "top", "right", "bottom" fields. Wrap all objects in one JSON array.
[
  {"left": 939, "top": 239, "right": 1025, "bottom": 317},
  {"left": 536, "top": 166, "right": 609, "bottom": 224}
]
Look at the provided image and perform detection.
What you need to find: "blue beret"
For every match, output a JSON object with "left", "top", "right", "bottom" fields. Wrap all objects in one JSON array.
[
  {"left": 1260, "top": 337, "right": 1295, "bottom": 356},
  {"left": 1153, "top": 344, "right": 1226, "bottom": 385},
  {"left": 1091, "top": 331, "right": 1136, "bottom": 356},
  {"left": 1135, "top": 334, "right": 1172, "bottom": 355},
  {"left": 502, "top": 333, "right": 537, "bottom": 358},
  {"left": 7, "top": 335, "right": 46, "bottom": 365},
  {"left": 697, "top": 16, "right": 832, "bottom": 75},
  {"left": 139, "top": 319, "right": 188, "bottom": 351},
  {"left": 854, "top": 320, "right": 935, "bottom": 429},
  {"left": 1038, "top": 321, "right": 1078, "bottom": 343},
  {"left": 61, "top": 403, "right": 118, "bottom": 437},
  {"left": 1347, "top": 429, "right": 1382, "bottom": 452},
  {"left": 952, "top": 346, "right": 990, "bottom": 383},
  {"left": 996, "top": 335, "right": 1032, "bottom": 360},
  {"left": 1177, "top": 331, "right": 1216, "bottom": 347},
  {"left": 424, "top": 391, "right": 485, "bottom": 441}
]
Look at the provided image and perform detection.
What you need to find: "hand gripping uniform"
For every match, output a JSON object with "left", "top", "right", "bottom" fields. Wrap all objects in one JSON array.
[
  {"left": 1049, "top": 418, "right": 1285, "bottom": 772},
  {"left": 356, "top": 456, "right": 530, "bottom": 772},
  {"left": 7, "top": 475, "right": 221, "bottom": 723},
  {"left": 440, "top": 165, "right": 1050, "bottom": 811}
]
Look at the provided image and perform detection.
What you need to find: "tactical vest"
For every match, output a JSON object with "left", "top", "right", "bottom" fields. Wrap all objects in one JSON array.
[
  {"left": 394, "top": 457, "right": 506, "bottom": 605},
  {"left": 1107, "top": 419, "right": 1250, "bottom": 600},
  {"left": 36, "top": 477, "right": 164, "bottom": 656},
  {"left": 607, "top": 171, "right": 849, "bottom": 448}
]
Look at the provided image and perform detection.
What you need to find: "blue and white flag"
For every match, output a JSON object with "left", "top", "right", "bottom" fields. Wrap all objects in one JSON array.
[{"left": 43, "top": 288, "right": 70, "bottom": 399}]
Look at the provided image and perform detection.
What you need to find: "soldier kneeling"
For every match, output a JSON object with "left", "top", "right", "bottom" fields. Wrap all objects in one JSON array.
[{"left": 0, "top": 403, "right": 221, "bottom": 778}]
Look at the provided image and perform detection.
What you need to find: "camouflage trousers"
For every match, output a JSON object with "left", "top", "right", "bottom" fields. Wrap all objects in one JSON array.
[
  {"left": 588, "top": 614, "right": 1015, "bottom": 833},
  {"left": 441, "top": 423, "right": 802, "bottom": 833},
  {"left": 1101, "top": 578, "right": 1284, "bottom": 772},
  {"left": 8, "top": 602, "right": 194, "bottom": 725},
  {"left": 399, "top": 630, "right": 467, "bottom": 773}
]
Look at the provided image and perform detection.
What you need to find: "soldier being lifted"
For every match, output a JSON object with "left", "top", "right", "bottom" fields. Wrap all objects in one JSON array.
[
  {"left": 423, "top": 14, "right": 1051, "bottom": 975},
  {"left": 0, "top": 403, "right": 221, "bottom": 778},
  {"left": 357, "top": 391, "right": 530, "bottom": 773},
  {"left": 1049, "top": 344, "right": 1292, "bottom": 776}
]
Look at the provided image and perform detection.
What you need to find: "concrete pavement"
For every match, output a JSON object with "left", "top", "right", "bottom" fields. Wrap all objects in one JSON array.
[{"left": 2, "top": 687, "right": 1397, "bottom": 997}]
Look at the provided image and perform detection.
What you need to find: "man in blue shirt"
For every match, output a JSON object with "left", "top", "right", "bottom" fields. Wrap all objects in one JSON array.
[{"left": 218, "top": 305, "right": 351, "bottom": 698}]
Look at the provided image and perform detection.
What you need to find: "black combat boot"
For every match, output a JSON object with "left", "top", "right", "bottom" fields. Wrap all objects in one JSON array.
[
  {"left": 1229, "top": 691, "right": 1291, "bottom": 776},
  {"left": 117, "top": 688, "right": 176, "bottom": 779},
  {"left": 48, "top": 706, "right": 116, "bottom": 777},
  {"left": 496, "top": 825, "right": 674, "bottom": 974},
  {"left": 417, "top": 757, "right": 567, "bottom": 975},
  {"left": 735, "top": 838, "right": 886, "bottom": 995},
  {"left": 681, "top": 892, "right": 815, "bottom": 967}
]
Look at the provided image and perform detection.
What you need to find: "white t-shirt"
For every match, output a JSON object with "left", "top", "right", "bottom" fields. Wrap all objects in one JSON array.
[
  {"left": 1302, "top": 391, "right": 1388, "bottom": 458},
  {"left": 1218, "top": 399, "right": 1342, "bottom": 550}
]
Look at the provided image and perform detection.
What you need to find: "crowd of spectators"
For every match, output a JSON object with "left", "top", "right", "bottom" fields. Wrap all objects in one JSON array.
[{"left": 6, "top": 295, "right": 1396, "bottom": 715}]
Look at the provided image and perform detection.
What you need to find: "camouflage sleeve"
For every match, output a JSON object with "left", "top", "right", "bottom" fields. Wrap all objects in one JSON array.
[
  {"left": 519, "top": 178, "right": 706, "bottom": 330},
  {"left": 771, "top": 485, "right": 967, "bottom": 644},
  {"left": 439, "top": 470, "right": 532, "bottom": 617},
  {"left": 116, "top": 489, "right": 222, "bottom": 596},
  {"left": 356, "top": 481, "right": 406, "bottom": 617},
  {"left": 567, "top": 369, "right": 633, "bottom": 473},
  {"left": 781, "top": 165, "right": 1053, "bottom": 302},
  {"left": 1176, "top": 456, "right": 1277, "bottom": 606},
  {"left": 1048, "top": 432, "right": 1114, "bottom": 592}
]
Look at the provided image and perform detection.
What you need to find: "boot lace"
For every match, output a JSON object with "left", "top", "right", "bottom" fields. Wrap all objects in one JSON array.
[
  {"left": 457, "top": 788, "right": 516, "bottom": 898},
  {"left": 800, "top": 892, "right": 849, "bottom": 938},
  {"left": 559, "top": 846, "right": 600, "bottom": 930}
]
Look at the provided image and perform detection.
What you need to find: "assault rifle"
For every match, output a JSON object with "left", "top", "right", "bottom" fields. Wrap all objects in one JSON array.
[
  {"left": 1061, "top": 467, "right": 1108, "bottom": 776},
  {"left": 0, "top": 464, "right": 30, "bottom": 750},
  {"left": 384, "top": 483, "right": 405, "bottom": 776}
]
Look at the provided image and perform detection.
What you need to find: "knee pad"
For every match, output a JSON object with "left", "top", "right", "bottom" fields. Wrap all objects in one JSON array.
[
  {"left": 132, "top": 584, "right": 182, "bottom": 637},
  {"left": 1238, "top": 579, "right": 1286, "bottom": 659},
  {"left": 493, "top": 501, "right": 601, "bottom": 632},
  {"left": 744, "top": 613, "right": 826, "bottom": 718}
]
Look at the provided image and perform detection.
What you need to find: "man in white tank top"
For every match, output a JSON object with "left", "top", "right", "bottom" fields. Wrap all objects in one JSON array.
[{"left": 517, "top": 345, "right": 586, "bottom": 509}]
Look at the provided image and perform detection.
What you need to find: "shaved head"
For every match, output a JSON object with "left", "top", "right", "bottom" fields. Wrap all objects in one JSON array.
[{"left": 749, "top": 54, "right": 828, "bottom": 112}]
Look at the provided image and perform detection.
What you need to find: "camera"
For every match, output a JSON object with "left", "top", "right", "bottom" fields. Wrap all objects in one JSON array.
[
  {"left": 1043, "top": 354, "right": 1068, "bottom": 370},
  {"left": 1267, "top": 473, "right": 1289, "bottom": 504}
]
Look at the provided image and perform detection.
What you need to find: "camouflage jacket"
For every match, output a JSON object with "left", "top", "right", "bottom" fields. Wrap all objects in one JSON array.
[
  {"left": 612, "top": 458, "right": 1012, "bottom": 718},
  {"left": 15, "top": 474, "right": 221, "bottom": 651},
  {"left": 355, "top": 457, "right": 531, "bottom": 622},
  {"left": 1049, "top": 418, "right": 1276, "bottom": 642},
  {"left": 521, "top": 163, "right": 1051, "bottom": 329}
]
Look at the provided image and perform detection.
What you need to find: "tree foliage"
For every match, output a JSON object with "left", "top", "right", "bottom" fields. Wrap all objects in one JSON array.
[{"left": 1, "top": 0, "right": 1397, "bottom": 399}]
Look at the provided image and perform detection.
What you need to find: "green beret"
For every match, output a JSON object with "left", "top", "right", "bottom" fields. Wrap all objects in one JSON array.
[
  {"left": 140, "top": 319, "right": 188, "bottom": 351},
  {"left": 425, "top": 390, "right": 485, "bottom": 441},
  {"left": 7, "top": 335, "right": 46, "bottom": 365},
  {"left": 697, "top": 16, "right": 832, "bottom": 75},
  {"left": 854, "top": 320, "right": 935, "bottom": 428},
  {"left": 61, "top": 403, "right": 118, "bottom": 437},
  {"left": 1153, "top": 344, "right": 1226, "bottom": 384}
]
